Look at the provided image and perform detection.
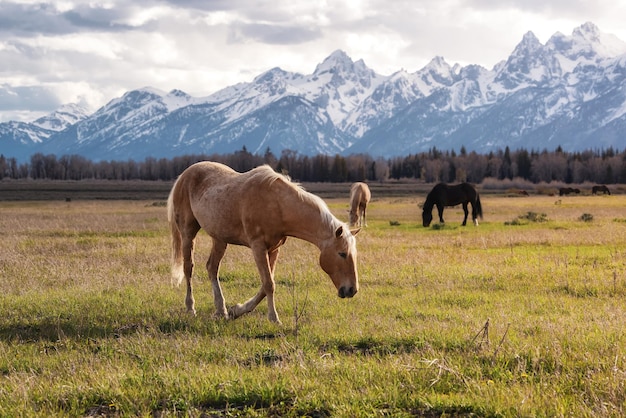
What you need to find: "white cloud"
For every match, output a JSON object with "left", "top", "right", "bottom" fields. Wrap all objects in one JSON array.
[{"left": 1, "top": 0, "right": 626, "bottom": 122}]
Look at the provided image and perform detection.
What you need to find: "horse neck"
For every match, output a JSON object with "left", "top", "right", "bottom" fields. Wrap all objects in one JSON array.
[
  {"left": 349, "top": 195, "right": 359, "bottom": 212},
  {"left": 423, "top": 195, "right": 435, "bottom": 211},
  {"left": 280, "top": 187, "right": 338, "bottom": 248}
]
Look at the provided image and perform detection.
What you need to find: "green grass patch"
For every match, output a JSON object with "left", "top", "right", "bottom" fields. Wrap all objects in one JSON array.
[{"left": 1, "top": 194, "right": 626, "bottom": 416}]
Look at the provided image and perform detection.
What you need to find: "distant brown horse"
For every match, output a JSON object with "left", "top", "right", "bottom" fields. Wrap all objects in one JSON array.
[
  {"left": 349, "top": 182, "right": 371, "bottom": 227},
  {"left": 422, "top": 183, "right": 483, "bottom": 227},
  {"left": 592, "top": 185, "right": 611, "bottom": 195},
  {"left": 167, "top": 162, "right": 360, "bottom": 324},
  {"left": 559, "top": 187, "right": 579, "bottom": 196}
]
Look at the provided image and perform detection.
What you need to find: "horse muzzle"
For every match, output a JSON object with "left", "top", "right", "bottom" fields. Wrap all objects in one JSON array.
[{"left": 338, "top": 286, "right": 357, "bottom": 298}]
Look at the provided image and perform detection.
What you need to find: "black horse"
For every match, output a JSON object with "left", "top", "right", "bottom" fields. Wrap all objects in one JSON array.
[
  {"left": 592, "top": 185, "right": 611, "bottom": 195},
  {"left": 559, "top": 187, "right": 580, "bottom": 196},
  {"left": 422, "top": 183, "right": 483, "bottom": 227}
]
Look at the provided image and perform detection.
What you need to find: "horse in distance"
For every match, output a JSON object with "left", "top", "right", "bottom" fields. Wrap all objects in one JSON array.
[
  {"left": 559, "top": 187, "right": 580, "bottom": 196},
  {"left": 167, "top": 161, "right": 360, "bottom": 324},
  {"left": 422, "top": 182, "right": 483, "bottom": 227},
  {"left": 592, "top": 185, "right": 611, "bottom": 195},
  {"left": 349, "top": 182, "right": 371, "bottom": 228}
]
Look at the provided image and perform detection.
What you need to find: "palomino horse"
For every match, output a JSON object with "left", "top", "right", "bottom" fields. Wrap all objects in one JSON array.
[
  {"left": 592, "top": 185, "right": 611, "bottom": 195},
  {"left": 349, "top": 182, "right": 371, "bottom": 227},
  {"left": 422, "top": 182, "right": 483, "bottom": 227},
  {"left": 167, "top": 161, "right": 360, "bottom": 324}
]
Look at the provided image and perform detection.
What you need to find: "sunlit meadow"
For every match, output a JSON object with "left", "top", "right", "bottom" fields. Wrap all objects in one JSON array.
[{"left": 0, "top": 189, "right": 625, "bottom": 416}]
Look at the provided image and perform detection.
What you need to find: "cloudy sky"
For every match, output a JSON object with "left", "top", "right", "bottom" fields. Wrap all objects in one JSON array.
[{"left": 1, "top": 0, "right": 625, "bottom": 123}]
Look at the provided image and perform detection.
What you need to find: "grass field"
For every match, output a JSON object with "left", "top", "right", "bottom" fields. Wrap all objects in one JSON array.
[{"left": 0, "top": 186, "right": 625, "bottom": 417}]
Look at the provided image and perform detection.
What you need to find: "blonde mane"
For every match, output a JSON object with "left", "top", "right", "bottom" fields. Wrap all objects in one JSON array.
[{"left": 251, "top": 165, "right": 336, "bottom": 230}]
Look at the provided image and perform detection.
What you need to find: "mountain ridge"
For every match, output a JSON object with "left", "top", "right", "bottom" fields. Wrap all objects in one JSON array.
[{"left": 1, "top": 22, "right": 625, "bottom": 162}]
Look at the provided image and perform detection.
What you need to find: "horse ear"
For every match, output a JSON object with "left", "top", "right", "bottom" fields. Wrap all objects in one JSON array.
[
  {"left": 335, "top": 226, "right": 343, "bottom": 238},
  {"left": 350, "top": 228, "right": 361, "bottom": 236}
]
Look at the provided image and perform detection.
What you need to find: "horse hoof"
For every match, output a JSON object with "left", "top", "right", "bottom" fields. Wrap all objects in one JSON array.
[
  {"left": 228, "top": 305, "right": 243, "bottom": 319},
  {"left": 213, "top": 310, "right": 228, "bottom": 320},
  {"left": 268, "top": 313, "right": 282, "bottom": 324}
]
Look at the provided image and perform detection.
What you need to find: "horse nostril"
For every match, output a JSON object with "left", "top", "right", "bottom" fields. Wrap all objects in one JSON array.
[{"left": 339, "top": 286, "right": 356, "bottom": 298}]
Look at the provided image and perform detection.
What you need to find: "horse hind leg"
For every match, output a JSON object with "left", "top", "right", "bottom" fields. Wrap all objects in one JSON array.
[
  {"left": 182, "top": 233, "right": 198, "bottom": 315},
  {"left": 207, "top": 239, "right": 228, "bottom": 319},
  {"left": 472, "top": 203, "right": 479, "bottom": 226},
  {"left": 461, "top": 203, "right": 469, "bottom": 226}
]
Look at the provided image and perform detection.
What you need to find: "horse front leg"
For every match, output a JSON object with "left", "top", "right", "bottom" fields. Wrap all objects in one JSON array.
[
  {"left": 265, "top": 247, "right": 281, "bottom": 322},
  {"left": 437, "top": 204, "right": 445, "bottom": 223},
  {"left": 230, "top": 245, "right": 282, "bottom": 324},
  {"left": 207, "top": 239, "right": 228, "bottom": 319},
  {"left": 461, "top": 203, "right": 469, "bottom": 226}
]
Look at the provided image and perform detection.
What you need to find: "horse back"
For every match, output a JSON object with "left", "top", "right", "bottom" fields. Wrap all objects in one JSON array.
[
  {"left": 173, "top": 162, "right": 285, "bottom": 246},
  {"left": 350, "top": 182, "right": 371, "bottom": 208},
  {"left": 429, "top": 182, "right": 477, "bottom": 207}
]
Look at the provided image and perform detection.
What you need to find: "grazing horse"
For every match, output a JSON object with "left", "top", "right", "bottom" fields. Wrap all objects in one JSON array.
[
  {"left": 592, "top": 185, "right": 611, "bottom": 195},
  {"left": 559, "top": 187, "right": 580, "bottom": 196},
  {"left": 167, "top": 162, "right": 360, "bottom": 324},
  {"left": 422, "top": 183, "right": 483, "bottom": 227},
  {"left": 349, "top": 182, "right": 371, "bottom": 227}
]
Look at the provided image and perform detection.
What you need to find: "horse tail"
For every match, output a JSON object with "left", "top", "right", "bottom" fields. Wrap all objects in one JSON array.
[
  {"left": 167, "top": 178, "right": 185, "bottom": 287},
  {"left": 475, "top": 192, "right": 483, "bottom": 219}
]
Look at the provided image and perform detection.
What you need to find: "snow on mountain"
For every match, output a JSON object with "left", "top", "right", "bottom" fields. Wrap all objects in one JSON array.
[
  {"left": 32, "top": 103, "right": 90, "bottom": 131},
  {"left": 1, "top": 22, "right": 625, "bottom": 162},
  {"left": 0, "top": 101, "right": 90, "bottom": 161},
  {"left": 349, "top": 22, "right": 626, "bottom": 157},
  {"left": 297, "top": 50, "right": 386, "bottom": 125}
]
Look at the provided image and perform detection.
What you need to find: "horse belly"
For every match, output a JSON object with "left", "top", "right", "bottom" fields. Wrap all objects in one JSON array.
[{"left": 191, "top": 196, "right": 249, "bottom": 246}]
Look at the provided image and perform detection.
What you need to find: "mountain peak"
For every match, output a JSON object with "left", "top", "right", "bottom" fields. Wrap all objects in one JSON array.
[
  {"left": 425, "top": 56, "right": 450, "bottom": 70},
  {"left": 168, "top": 89, "right": 190, "bottom": 98},
  {"left": 313, "top": 50, "right": 355, "bottom": 75},
  {"left": 416, "top": 56, "right": 458, "bottom": 86},
  {"left": 515, "top": 31, "right": 543, "bottom": 55},
  {"left": 547, "top": 21, "right": 626, "bottom": 61},
  {"left": 574, "top": 22, "right": 601, "bottom": 41},
  {"left": 32, "top": 103, "right": 90, "bottom": 131},
  {"left": 133, "top": 86, "right": 167, "bottom": 97},
  {"left": 572, "top": 21, "right": 626, "bottom": 58},
  {"left": 253, "top": 67, "right": 290, "bottom": 83}
]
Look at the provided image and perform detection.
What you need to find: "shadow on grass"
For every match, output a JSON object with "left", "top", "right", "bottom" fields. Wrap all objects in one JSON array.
[{"left": 0, "top": 309, "right": 226, "bottom": 342}]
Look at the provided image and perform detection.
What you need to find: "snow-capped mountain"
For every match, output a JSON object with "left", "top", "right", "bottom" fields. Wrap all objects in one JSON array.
[
  {"left": 349, "top": 22, "right": 626, "bottom": 156},
  {"left": 1, "top": 22, "right": 625, "bottom": 162},
  {"left": 0, "top": 102, "right": 90, "bottom": 162}
]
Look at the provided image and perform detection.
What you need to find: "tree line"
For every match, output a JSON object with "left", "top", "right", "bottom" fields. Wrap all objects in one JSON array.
[{"left": 1, "top": 145, "right": 624, "bottom": 184}]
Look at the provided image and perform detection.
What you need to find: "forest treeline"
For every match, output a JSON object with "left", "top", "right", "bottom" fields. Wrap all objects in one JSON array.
[{"left": 1, "top": 145, "right": 625, "bottom": 184}]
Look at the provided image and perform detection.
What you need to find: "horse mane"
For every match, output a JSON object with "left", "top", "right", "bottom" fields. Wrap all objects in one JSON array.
[
  {"left": 423, "top": 185, "right": 440, "bottom": 211},
  {"left": 250, "top": 165, "right": 336, "bottom": 230}
]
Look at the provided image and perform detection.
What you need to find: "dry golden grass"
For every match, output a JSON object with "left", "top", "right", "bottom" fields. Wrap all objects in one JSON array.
[{"left": 1, "top": 190, "right": 625, "bottom": 416}]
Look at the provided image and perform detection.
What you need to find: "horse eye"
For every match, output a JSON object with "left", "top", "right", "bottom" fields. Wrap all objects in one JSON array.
[{"left": 339, "top": 252, "right": 347, "bottom": 259}]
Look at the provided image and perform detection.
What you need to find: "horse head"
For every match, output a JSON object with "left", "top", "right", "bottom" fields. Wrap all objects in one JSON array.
[
  {"left": 348, "top": 209, "right": 358, "bottom": 226},
  {"left": 422, "top": 208, "right": 433, "bottom": 227},
  {"left": 319, "top": 225, "right": 359, "bottom": 298}
]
